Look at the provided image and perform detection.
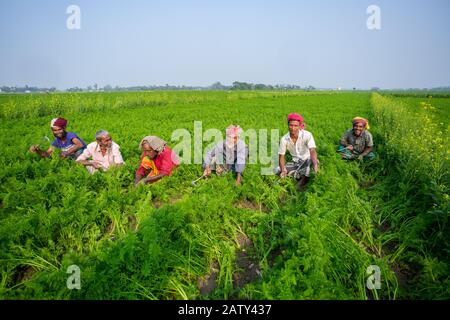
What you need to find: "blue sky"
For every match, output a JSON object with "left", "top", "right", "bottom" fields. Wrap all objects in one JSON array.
[{"left": 1, "top": 0, "right": 449, "bottom": 89}]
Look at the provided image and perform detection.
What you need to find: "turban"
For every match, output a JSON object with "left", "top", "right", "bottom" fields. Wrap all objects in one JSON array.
[
  {"left": 139, "top": 135, "right": 167, "bottom": 153},
  {"left": 287, "top": 113, "right": 305, "bottom": 129},
  {"left": 50, "top": 117, "right": 68, "bottom": 128},
  {"left": 225, "top": 125, "right": 243, "bottom": 148},
  {"left": 352, "top": 117, "right": 370, "bottom": 130},
  {"left": 226, "top": 125, "right": 243, "bottom": 138}
]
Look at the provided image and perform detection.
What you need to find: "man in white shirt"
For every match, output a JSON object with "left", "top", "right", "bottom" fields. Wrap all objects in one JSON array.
[
  {"left": 277, "top": 113, "right": 319, "bottom": 190},
  {"left": 76, "top": 130, "right": 125, "bottom": 174}
]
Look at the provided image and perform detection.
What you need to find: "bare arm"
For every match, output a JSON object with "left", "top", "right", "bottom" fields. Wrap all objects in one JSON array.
[
  {"left": 236, "top": 172, "right": 242, "bottom": 186},
  {"left": 134, "top": 174, "right": 144, "bottom": 186},
  {"left": 29, "top": 145, "right": 54, "bottom": 158},
  {"left": 113, "top": 163, "right": 124, "bottom": 167},
  {"left": 279, "top": 154, "right": 287, "bottom": 177},
  {"left": 61, "top": 138, "right": 84, "bottom": 157},
  {"left": 75, "top": 147, "right": 97, "bottom": 167},
  {"left": 203, "top": 144, "right": 217, "bottom": 176},
  {"left": 310, "top": 148, "right": 319, "bottom": 173},
  {"left": 359, "top": 146, "right": 373, "bottom": 158},
  {"left": 134, "top": 165, "right": 147, "bottom": 186},
  {"left": 143, "top": 173, "right": 167, "bottom": 184},
  {"left": 77, "top": 160, "right": 102, "bottom": 169}
]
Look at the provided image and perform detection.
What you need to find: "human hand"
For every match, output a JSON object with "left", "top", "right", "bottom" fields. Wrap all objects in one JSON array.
[
  {"left": 29, "top": 145, "right": 40, "bottom": 153},
  {"left": 357, "top": 155, "right": 363, "bottom": 161},
  {"left": 134, "top": 178, "right": 145, "bottom": 187},
  {"left": 203, "top": 167, "right": 211, "bottom": 177},
  {"left": 313, "top": 163, "right": 319, "bottom": 174},
  {"left": 280, "top": 169, "right": 288, "bottom": 178},
  {"left": 91, "top": 161, "right": 103, "bottom": 169},
  {"left": 143, "top": 176, "right": 155, "bottom": 184},
  {"left": 346, "top": 145, "right": 354, "bottom": 151}
]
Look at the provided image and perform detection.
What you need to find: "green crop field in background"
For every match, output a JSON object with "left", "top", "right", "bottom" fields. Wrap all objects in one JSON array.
[{"left": 0, "top": 91, "right": 448, "bottom": 299}]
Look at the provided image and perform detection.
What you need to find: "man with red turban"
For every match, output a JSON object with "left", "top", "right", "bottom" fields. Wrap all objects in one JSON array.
[
  {"left": 277, "top": 113, "right": 319, "bottom": 191},
  {"left": 203, "top": 124, "right": 248, "bottom": 186},
  {"left": 29, "top": 117, "right": 87, "bottom": 160},
  {"left": 338, "top": 117, "right": 375, "bottom": 160}
]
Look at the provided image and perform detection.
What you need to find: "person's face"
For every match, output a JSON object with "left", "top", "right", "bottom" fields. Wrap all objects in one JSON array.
[
  {"left": 51, "top": 126, "right": 66, "bottom": 138},
  {"left": 98, "top": 135, "right": 112, "bottom": 149},
  {"left": 353, "top": 123, "right": 364, "bottom": 136},
  {"left": 288, "top": 121, "right": 300, "bottom": 135},
  {"left": 226, "top": 136, "right": 238, "bottom": 148},
  {"left": 142, "top": 143, "right": 157, "bottom": 159}
]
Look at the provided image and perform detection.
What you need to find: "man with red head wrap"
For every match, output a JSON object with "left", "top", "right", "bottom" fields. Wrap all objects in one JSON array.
[
  {"left": 276, "top": 113, "right": 319, "bottom": 191},
  {"left": 203, "top": 124, "right": 248, "bottom": 186},
  {"left": 29, "top": 117, "right": 86, "bottom": 160}
]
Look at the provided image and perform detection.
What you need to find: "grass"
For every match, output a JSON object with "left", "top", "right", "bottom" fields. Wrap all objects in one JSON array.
[{"left": 0, "top": 90, "right": 448, "bottom": 299}]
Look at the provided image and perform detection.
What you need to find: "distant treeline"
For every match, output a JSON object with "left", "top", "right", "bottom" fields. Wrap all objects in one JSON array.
[
  {"left": 2, "top": 83, "right": 449, "bottom": 94},
  {"left": 0, "top": 82, "right": 313, "bottom": 93},
  {"left": 0, "top": 86, "right": 57, "bottom": 93}
]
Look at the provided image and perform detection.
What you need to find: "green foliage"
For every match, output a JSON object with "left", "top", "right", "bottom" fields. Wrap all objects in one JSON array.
[
  {"left": 370, "top": 93, "right": 449, "bottom": 299},
  {"left": 0, "top": 91, "right": 447, "bottom": 299}
]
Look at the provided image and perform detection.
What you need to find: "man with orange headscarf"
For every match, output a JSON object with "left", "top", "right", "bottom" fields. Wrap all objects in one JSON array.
[{"left": 338, "top": 117, "right": 375, "bottom": 160}]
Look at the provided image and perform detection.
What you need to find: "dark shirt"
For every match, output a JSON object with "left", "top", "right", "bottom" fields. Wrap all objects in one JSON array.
[
  {"left": 51, "top": 132, "right": 86, "bottom": 160},
  {"left": 339, "top": 129, "right": 374, "bottom": 154}
]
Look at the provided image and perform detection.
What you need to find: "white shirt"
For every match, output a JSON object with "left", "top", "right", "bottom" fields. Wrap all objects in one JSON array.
[
  {"left": 76, "top": 141, "right": 124, "bottom": 170},
  {"left": 278, "top": 130, "right": 316, "bottom": 161}
]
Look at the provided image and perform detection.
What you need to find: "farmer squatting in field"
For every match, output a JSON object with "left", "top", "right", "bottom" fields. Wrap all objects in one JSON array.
[
  {"left": 29, "top": 117, "right": 87, "bottom": 160},
  {"left": 202, "top": 124, "right": 249, "bottom": 186},
  {"left": 76, "top": 130, "right": 125, "bottom": 174},
  {"left": 276, "top": 113, "right": 319, "bottom": 191},
  {"left": 337, "top": 117, "right": 376, "bottom": 161},
  {"left": 28, "top": 115, "right": 376, "bottom": 190},
  {"left": 134, "top": 135, "right": 180, "bottom": 186}
]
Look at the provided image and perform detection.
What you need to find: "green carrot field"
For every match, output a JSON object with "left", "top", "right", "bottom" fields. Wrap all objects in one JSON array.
[{"left": 0, "top": 91, "right": 448, "bottom": 299}]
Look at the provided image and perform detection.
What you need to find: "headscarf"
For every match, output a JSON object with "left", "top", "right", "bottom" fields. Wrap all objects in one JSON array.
[
  {"left": 50, "top": 117, "right": 68, "bottom": 128},
  {"left": 352, "top": 117, "right": 370, "bottom": 130},
  {"left": 141, "top": 156, "right": 159, "bottom": 177},
  {"left": 287, "top": 113, "right": 305, "bottom": 129},
  {"left": 139, "top": 135, "right": 167, "bottom": 153},
  {"left": 226, "top": 125, "right": 243, "bottom": 138},
  {"left": 225, "top": 125, "right": 242, "bottom": 148}
]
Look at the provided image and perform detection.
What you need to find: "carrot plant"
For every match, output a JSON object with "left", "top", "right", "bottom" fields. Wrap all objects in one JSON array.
[{"left": 0, "top": 91, "right": 447, "bottom": 299}]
